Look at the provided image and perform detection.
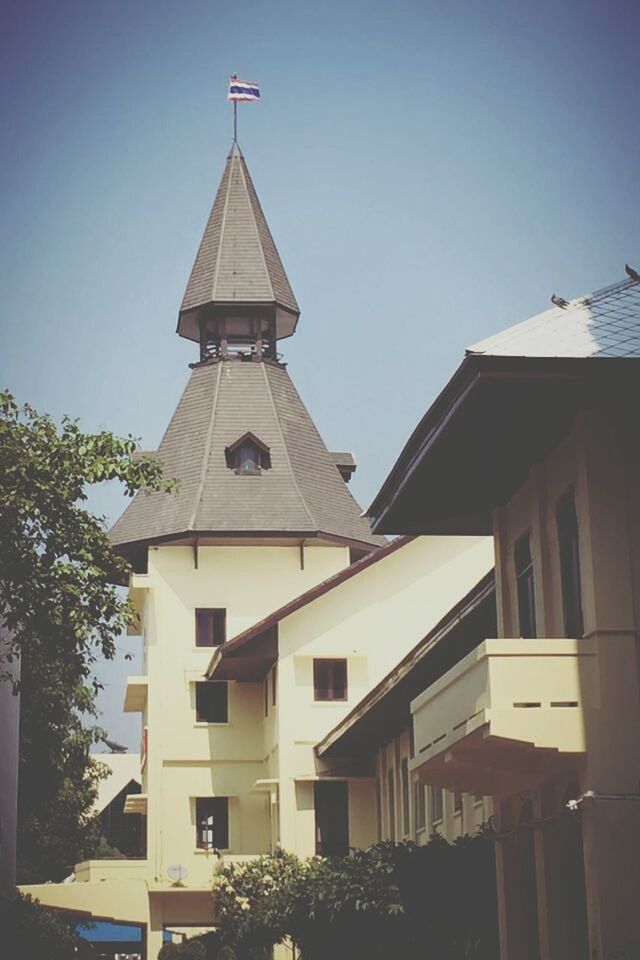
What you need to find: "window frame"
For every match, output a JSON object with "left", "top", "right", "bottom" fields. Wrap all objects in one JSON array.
[
  {"left": 313, "top": 658, "right": 348, "bottom": 702},
  {"left": 195, "top": 608, "right": 226, "bottom": 648},
  {"left": 514, "top": 531, "right": 537, "bottom": 638},
  {"left": 195, "top": 796, "right": 229, "bottom": 851},
  {"left": 556, "top": 488, "right": 584, "bottom": 638},
  {"left": 195, "top": 681, "right": 229, "bottom": 724},
  {"left": 429, "top": 785, "right": 443, "bottom": 826},
  {"left": 414, "top": 781, "right": 426, "bottom": 832},
  {"left": 401, "top": 757, "right": 410, "bottom": 836}
]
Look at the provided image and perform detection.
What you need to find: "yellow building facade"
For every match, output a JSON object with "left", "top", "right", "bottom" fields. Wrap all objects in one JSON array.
[{"left": 368, "top": 276, "right": 640, "bottom": 959}]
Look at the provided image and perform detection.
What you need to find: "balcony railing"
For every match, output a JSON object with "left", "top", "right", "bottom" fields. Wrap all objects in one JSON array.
[{"left": 410, "top": 638, "right": 597, "bottom": 797}]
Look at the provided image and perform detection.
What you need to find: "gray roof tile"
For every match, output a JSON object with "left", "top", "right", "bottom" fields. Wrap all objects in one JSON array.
[
  {"left": 178, "top": 143, "right": 299, "bottom": 339},
  {"left": 109, "top": 359, "right": 384, "bottom": 551}
]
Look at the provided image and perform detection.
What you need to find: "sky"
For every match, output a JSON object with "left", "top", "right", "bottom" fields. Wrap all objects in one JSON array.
[{"left": 2, "top": 0, "right": 639, "bottom": 748}]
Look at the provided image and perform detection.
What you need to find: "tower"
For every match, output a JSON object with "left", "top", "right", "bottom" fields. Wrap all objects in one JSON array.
[{"left": 109, "top": 140, "right": 383, "bottom": 955}]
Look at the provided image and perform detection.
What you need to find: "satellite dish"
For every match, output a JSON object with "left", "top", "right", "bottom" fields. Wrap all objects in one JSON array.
[{"left": 167, "top": 864, "right": 188, "bottom": 886}]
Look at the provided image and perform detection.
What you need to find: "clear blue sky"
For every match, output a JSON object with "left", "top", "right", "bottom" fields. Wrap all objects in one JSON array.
[{"left": 2, "top": 0, "right": 638, "bottom": 747}]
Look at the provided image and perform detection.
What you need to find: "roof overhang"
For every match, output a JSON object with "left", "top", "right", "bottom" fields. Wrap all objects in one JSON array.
[
  {"left": 207, "top": 625, "right": 278, "bottom": 682},
  {"left": 177, "top": 301, "right": 300, "bottom": 344},
  {"left": 369, "top": 354, "right": 640, "bottom": 536}
]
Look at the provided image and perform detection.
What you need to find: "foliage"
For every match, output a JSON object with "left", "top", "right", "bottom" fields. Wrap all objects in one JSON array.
[
  {"left": 1, "top": 891, "right": 93, "bottom": 959},
  {"left": 159, "top": 939, "right": 208, "bottom": 960},
  {"left": 0, "top": 390, "right": 176, "bottom": 882},
  {"left": 212, "top": 837, "right": 499, "bottom": 960}
]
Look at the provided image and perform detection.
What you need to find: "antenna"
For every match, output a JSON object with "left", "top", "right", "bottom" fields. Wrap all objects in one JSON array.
[{"left": 167, "top": 864, "right": 188, "bottom": 887}]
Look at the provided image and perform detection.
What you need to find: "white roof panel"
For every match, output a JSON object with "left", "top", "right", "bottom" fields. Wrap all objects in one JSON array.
[{"left": 468, "top": 278, "right": 640, "bottom": 359}]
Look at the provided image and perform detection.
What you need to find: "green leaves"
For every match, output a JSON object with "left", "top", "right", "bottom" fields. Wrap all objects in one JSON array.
[
  {"left": 211, "top": 839, "right": 499, "bottom": 960},
  {"left": 0, "top": 390, "right": 177, "bottom": 882}
]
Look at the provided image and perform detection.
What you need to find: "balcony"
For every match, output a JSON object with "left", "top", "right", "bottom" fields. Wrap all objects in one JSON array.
[
  {"left": 124, "top": 676, "right": 148, "bottom": 712},
  {"left": 410, "top": 638, "right": 597, "bottom": 797}
]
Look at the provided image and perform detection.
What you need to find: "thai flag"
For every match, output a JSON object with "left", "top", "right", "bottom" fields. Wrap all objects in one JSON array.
[{"left": 228, "top": 76, "right": 260, "bottom": 101}]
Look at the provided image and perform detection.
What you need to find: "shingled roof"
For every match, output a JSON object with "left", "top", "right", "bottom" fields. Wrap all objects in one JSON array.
[
  {"left": 110, "top": 359, "right": 385, "bottom": 554},
  {"left": 177, "top": 142, "right": 300, "bottom": 344}
]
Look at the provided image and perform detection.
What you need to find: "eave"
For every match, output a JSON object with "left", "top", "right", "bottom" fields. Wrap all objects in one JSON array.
[
  {"left": 369, "top": 354, "right": 640, "bottom": 536},
  {"left": 316, "top": 570, "right": 496, "bottom": 760}
]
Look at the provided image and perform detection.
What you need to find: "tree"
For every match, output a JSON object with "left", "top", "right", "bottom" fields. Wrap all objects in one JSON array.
[
  {"left": 2, "top": 891, "right": 94, "bottom": 959},
  {"left": 0, "top": 390, "right": 176, "bottom": 881},
  {"left": 211, "top": 839, "right": 499, "bottom": 960}
]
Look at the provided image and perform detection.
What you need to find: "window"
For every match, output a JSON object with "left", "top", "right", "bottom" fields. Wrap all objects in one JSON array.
[
  {"left": 195, "top": 682, "right": 228, "bottom": 723},
  {"left": 557, "top": 489, "right": 584, "bottom": 637},
  {"left": 272, "top": 664, "right": 277, "bottom": 706},
  {"left": 414, "top": 781, "right": 426, "bottom": 832},
  {"left": 264, "top": 676, "right": 269, "bottom": 717},
  {"left": 195, "top": 608, "right": 226, "bottom": 648},
  {"left": 515, "top": 532, "right": 537, "bottom": 638},
  {"left": 225, "top": 432, "right": 271, "bottom": 475},
  {"left": 387, "top": 768, "right": 396, "bottom": 839},
  {"left": 195, "top": 797, "right": 229, "bottom": 850},
  {"left": 454, "top": 792, "right": 463, "bottom": 814},
  {"left": 401, "top": 758, "right": 410, "bottom": 835},
  {"left": 429, "top": 785, "right": 443, "bottom": 825},
  {"left": 313, "top": 659, "right": 347, "bottom": 701}
]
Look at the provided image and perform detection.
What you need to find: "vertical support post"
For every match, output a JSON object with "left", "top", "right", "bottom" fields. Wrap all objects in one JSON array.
[{"left": 233, "top": 101, "right": 237, "bottom": 143}]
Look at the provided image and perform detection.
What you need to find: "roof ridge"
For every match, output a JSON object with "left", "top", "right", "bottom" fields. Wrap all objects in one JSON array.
[
  {"left": 238, "top": 154, "right": 275, "bottom": 302},
  {"left": 210, "top": 156, "right": 234, "bottom": 302},
  {"left": 260, "top": 361, "right": 316, "bottom": 528},
  {"left": 187, "top": 362, "right": 222, "bottom": 530}
]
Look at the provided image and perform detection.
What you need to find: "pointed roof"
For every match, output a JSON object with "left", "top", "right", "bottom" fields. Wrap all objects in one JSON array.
[
  {"left": 178, "top": 143, "right": 300, "bottom": 343},
  {"left": 109, "top": 359, "right": 385, "bottom": 554}
]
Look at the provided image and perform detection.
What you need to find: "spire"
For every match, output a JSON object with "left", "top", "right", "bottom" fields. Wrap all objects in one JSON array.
[{"left": 178, "top": 143, "right": 300, "bottom": 361}]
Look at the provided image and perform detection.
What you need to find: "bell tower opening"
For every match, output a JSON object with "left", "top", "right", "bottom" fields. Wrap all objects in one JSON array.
[{"left": 199, "top": 307, "right": 277, "bottom": 362}]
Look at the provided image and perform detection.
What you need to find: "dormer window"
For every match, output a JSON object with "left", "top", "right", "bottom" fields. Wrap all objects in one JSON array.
[{"left": 225, "top": 432, "right": 271, "bottom": 475}]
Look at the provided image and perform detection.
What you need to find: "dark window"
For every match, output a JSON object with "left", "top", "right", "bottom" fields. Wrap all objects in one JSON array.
[
  {"left": 272, "top": 664, "right": 277, "bottom": 706},
  {"left": 515, "top": 532, "right": 537, "bottom": 638},
  {"left": 387, "top": 768, "right": 396, "bottom": 838},
  {"left": 557, "top": 490, "right": 584, "bottom": 637},
  {"left": 264, "top": 676, "right": 269, "bottom": 717},
  {"left": 430, "top": 785, "right": 443, "bottom": 824},
  {"left": 195, "top": 608, "right": 226, "bottom": 648},
  {"left": 414, "top": 781, "right": 426, "bottom": 832},
  {"left": 195, "top": 682, "right": 228, "bottom": 723},
  {"left": 315, "top": 781, "right": 349, "bottom": 857},
  {"left": 454, "top": 792, "right": 463, "bottom": 813},
  {"left": 195, "top": 797, "right": 229, "bottom": 850},
  {"left": 401, "top": 758, "right": 410, "bottom": 835},
  {"left": 313, "top": 659, "right": 347, "bottom": 701},
  {"left": 225, "top": 433, "right": 271, "bottom": 475}
]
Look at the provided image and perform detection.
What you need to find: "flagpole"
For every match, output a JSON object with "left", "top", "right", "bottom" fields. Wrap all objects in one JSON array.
[{"left": 233, "top": 100, "right": 237, "bottom": 142}]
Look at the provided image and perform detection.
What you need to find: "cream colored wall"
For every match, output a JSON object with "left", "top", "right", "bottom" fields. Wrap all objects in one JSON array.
[
  {"left": 274, "top": 535, "right": 493, "bottom": 857},
  {"left": 491, "top": 409, "right": 640, "bottom": 959},
  {"left": 129, "top": 543, "right": 351, "bottom": 892}
]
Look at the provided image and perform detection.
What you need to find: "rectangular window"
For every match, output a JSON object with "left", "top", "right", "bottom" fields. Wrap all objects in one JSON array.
[
  {"left": 195, "top": 797, "right": 229, "bottom": 850},
  {"left": 429, "top": 785, "right": 443, "bottom": 825},
  {"left": 264, "top": 676, "right": 269, "bottom": 717},
  {"left": 195, "top": 682, "right": 228, "bottom": 723},
  {"left": 272, "top": 664, "right": 277, "bottom": 706},
  {"left": 195, "top": 608, "right": 226, "bottom": 648},
  {"left": 557, "top": 489, "right": 584, "bottom": 637},
  {"left": 414, "top": 781, "right": 426, "bottom": 832},
  {"left": 401, "top": 758, "right": 410, "bottom": 835},
  {"left": 313, "top": 659, "right": 347, "bottom": 701},
  {"left": 515, "top": 532, "right": 537, "bottom": 638},
  {"left": 454, "top": 792, "right": 463, "bottom": 814},
  {"left": 387, "top": 768, "right": 396, "bottom": 839}
]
